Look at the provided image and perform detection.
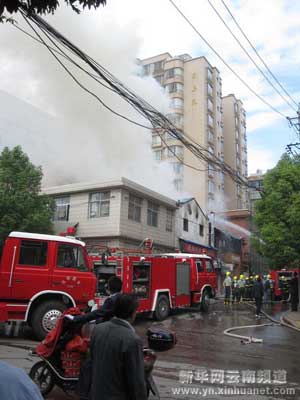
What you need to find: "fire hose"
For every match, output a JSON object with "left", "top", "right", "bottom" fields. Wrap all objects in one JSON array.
[{"left": 223, "top": 301, "right": 300, "bottom": 344}]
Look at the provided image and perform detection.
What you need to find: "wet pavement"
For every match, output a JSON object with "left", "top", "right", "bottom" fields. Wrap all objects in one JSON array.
[{"left": 0, "top": 301, "right": 299, "bottom": 399}]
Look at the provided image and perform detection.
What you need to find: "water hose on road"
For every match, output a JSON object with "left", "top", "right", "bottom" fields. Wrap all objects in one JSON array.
[{"left": 223, "top": 323, "right": 276, "bottom": 344}]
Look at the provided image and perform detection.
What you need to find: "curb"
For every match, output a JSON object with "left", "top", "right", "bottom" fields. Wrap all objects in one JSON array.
[{"left": 282, "top": 315, "right": 300, "bottom": 330}]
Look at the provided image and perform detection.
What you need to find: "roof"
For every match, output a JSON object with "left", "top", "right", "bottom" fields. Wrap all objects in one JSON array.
[
  {"left": 9, "top": 232, "right": 86, "bottom": 247},
  {"left": 42, "top": 177, "right": 177, "bottom": 208},
  {"left": 177, "top": 197, "right": 208, "bottom": 219}
]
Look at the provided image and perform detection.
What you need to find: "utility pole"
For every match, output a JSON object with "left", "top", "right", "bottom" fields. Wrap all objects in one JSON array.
[{"left": 286, "top": 104, "right": 300, "bottom": 155}]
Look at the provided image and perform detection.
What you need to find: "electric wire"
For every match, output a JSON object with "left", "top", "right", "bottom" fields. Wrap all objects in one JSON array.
[
  {"left": 168, "top": 0, "right": 288, "bottom": 120},
  {"left": 18, "top": 6, "right": 257, "bottom": 191},
  {"left": 207, "top": 0, "right": 297, "bottom": 113},
  {"left": 220, "top": 0, "right": 299, "bottom": 109}
]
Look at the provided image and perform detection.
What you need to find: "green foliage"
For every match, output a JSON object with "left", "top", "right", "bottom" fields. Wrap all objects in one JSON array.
[
  {"left": 253, "top": 153, "right": 300, "bottom": 269},
  {"left": 0, "top": 0, "right": 106, "bottom": 18},
  {"left": 0, "top": 146, "right": 55, "bottom": 251}
]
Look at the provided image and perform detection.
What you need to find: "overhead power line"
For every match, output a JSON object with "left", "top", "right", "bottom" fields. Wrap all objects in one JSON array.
[
  {"left": 207, "top": 0, "right": 298, "bottom": 113},
  {"left": 168, "top": 0, "right": 289, "bottom": 120},
  {"left": 17, "top": 5, "right": 257, "bottom": 191},
  {"left": 220, "top": 0, "right": 299, "bottom": 109}
]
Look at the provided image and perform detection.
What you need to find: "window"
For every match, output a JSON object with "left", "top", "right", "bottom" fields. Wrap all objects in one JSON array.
[
  {"left": 208, "top": 98, "right": 213, "bottom": 112},
  {"left": 208, "top": 114, "right": 214, "bottom": 127},
  {"left": 89, "top": 192, "right": 110, "bottom": 218},
  {"left": 19, "top": 240, "right": 48, "bottom": 266},
  {"left": 154, "top": 61, "right": 163, "bottom": 73},
  {"left": 174, "top": 178, "right": 183, "bottom": 191},
  {"left": 165, "top": 67, "right": 183, "bottom": 79},
  {"left": 133, "top": 263, "right": 150, "bottom": 298},
  {"left": 208, "top": 130, "right": 214, "bottom": 143},
  {"left": 152, "top": 135, "right": 161, "bottom": 146},
  {"left": 155, "top": 75, "right": 164, "bottom": 85},
  {"left": 53, "top": 196, "right": 70, "bottom": 221},
  {"left": 153, "top": 150, "right": 162, "bottom": 161},
  {"left": 172, "top": 162, "right": 183, "bottom": 175},
  {"left": 166, "top": 145, "right": 183, "bottom": 158},
  {"left": 170, "top": 97, "right": 183, "bottom": 109},
  {"left": 165, "top": 82, "right": 183, "bottom": 93},
  {"left": 143, "top": 64, "right": 150, "bottom": 75},
  {"left": 166, "top": 208, "right": 173, "bottom": 232},
  {"left": 208, "top": 163, "right": 214, "bottom": 176},
  {"left": 147, "top": 201, "right": 159, "bottom": 227},
  {"left": 128, "top": 195, "right": 142, "bottom": 223},
  {"left": 208, "top": 145, "right": 214, "bottom": 155},
  {"left": 206, "top": 260, "right": 214, "bottom": 272},
  {"left": 208, "top": 180, "right": 215, "bottom": 193},
  {"left": 167, "top": 113, "right": 183, "bottom": 128},
  {"left": 57, "top": 244, "right": 88, "bottom": 271},
  {"left": 199, "top": 224, "right": 204, "bottom": 236},
  {"left": 183, "top": 218, "right": 189, "bottom": 232},
  {"left": 196, "top": 259, "right": 203, "bottom": 272},
  {"left": 207, "top": 83, "right": 213, "bottom": 97},
  {"left": 207, "top": 68, "right": 213, "bottom": 81}
]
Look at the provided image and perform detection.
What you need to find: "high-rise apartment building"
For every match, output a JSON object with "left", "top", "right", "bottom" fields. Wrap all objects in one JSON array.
[
  {"left": 222, "top": 94, "right": 248, "bottom": 210},
  {"left": 140, "top": 52, "right": 225, "bottom": 213}
]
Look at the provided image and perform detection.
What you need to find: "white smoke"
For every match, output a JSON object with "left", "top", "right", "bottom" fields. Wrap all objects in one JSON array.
[{"left": 0, "top": 5, "right": 177, "bottom": 198}]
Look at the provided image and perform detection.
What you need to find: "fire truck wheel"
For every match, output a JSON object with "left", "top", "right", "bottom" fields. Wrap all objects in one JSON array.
[
  {"left": 29, "top": 360, "right": 55, "bottom": 396},
  {"left": 154, "top": 295, "right": 170, "bottom": 321},
  {"left": 200, "top": 291, "right": 210, "bottom": 313},
  {"left": 32, "top": 300, "right": 67, "bottom": 341}
]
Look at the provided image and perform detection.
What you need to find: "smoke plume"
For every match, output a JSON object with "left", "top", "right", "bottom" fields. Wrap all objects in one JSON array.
[{"left": 0, "top": 5, "right": 177, "bottom": 197}]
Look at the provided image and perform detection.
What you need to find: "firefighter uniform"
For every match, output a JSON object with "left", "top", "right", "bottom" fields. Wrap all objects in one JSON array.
[
  {"left": 232, "top": 276, "right": 240, "bottom": 304},
  {"left": 238, "top": 275, "right": 245, "bottom": 302},
  {"left": 264, "top": 274, "right": 273, "bottom": 303},
  {"left": 223, "top": 272, "right": 232, "bottom": 305},
  {"left": 248, "top": 276, "right": 254, "bottom": 300}
]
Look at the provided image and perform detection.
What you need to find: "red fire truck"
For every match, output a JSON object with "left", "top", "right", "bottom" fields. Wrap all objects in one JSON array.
[
  {"left": 270, "top": 268, "right": 299, "bottom": 300},
  {"left": 0, "top": 232, "right": 96, "bottom": 340},
  {"left": 91, "top": 250, "right": 218, "bottom": 320}
]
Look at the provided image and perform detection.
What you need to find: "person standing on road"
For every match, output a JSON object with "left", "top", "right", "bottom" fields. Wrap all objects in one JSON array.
[
  {"left": 231, "top": 276, "right": 240, "bottom": 304},
  {"left": 264, "top": 274, "right": 272, "bottom": 304},
  {"left": 238, "top": 274, "right": 245, "bottom": 302},
  {"left": 0, "top": 361, "right": 43, "bottom": 400},
  {"left": 223, "top": 272, "right": 232, "bottom": 305},
  {"left": 290, "top": 272, "right": 299, "bottom": 312},
  {"left": 253, "top": 276, "right": 264, "bottom": 318},
  {"left": 90, "top": 293, "right": 147, "bottom": 400}
]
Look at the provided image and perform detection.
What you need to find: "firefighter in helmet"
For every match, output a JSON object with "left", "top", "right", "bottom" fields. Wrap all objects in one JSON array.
[
  {"left": 238, "top": 274, "right": 245, "bottom": 302},
  {"left": 248, "top": 275, "right": 254, "bottom": 300},
  {"left": 223, "top": 272, "right": 232, "bottom": 305},
  {"left": 231, "top": 276, "right": 240, "bottom": 304}
]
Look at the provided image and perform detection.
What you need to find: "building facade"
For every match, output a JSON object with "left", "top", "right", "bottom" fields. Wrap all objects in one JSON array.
[
  {"left": 222, "top": 94, "right": 248, "bottom": 210},
  {"left": 140, "top": 53, "right": 224, "bottom": 213},
  {"left": 43, "top": 178, "right": 177, "bottom": 253}
]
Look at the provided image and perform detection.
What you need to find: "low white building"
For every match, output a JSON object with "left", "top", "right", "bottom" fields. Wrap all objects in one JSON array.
[
  {"left": 43, "top": 178, "right": 177, "bottom": 253},
  {"left": 176, "top": 198, "right": 212, "bottom": 254}
]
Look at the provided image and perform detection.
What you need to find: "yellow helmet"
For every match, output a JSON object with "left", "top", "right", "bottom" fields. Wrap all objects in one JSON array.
[
  {"left": 226, "top": 271, "right": 231, "bottom": 276},
  {"left": 240, "top": 274, "right": 244, "bottom": 279},
  {"left": 250, "top": 275, "right": 253, "bottom": 279},
  {"left": 267, "top": 274, "right": 271, "bottom": 279},
  {"left": 255, "top": 275, "right": 259, "bottom": 279},
  {"left": 234, "top": 276, "right": 237, "bottom": 280}
]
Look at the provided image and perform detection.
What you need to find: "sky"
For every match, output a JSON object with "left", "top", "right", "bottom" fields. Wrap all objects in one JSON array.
[
  {"left": 0, "top": 0, "right": 300, "bottom": 186},
  {"left": 100, "top": 0, "right": 300, "bottom": 174}
]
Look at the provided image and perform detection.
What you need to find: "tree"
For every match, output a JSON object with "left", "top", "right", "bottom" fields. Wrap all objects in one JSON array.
[
  {"left": 0, "top": 0, "right": 106, "bottom": 18},
  {"left": 0, "top": 146, "right": 55, "bottom": 251},
  {"left": 253, "top": 153, "right": 300, "bottom": 269}
]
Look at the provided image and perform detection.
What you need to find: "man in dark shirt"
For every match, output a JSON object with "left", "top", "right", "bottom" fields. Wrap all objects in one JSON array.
[
  {"left": 90, "top": 294, "right": 147, "bottom": 400},
  {"left": 253, "top": 276, "right": 264, "bottom": 318},
  {"left": 65, "top": 276, "right": 122, "bottom": 324}
]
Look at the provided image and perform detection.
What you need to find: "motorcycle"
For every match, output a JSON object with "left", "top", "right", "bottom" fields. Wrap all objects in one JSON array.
[{"left": 29, "top": 315, "right": 176, "bottom": 399}]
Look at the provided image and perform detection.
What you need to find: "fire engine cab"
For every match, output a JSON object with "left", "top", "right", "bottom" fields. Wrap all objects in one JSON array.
[
  {"left": 270, "top": 269, "right": 299, "bottom": 300},
  {"left": 91, "top": 251, "right": 218, "bottom": 320},
  {"left": 0, "top": 232, "right": 96, "bottom": 340}
]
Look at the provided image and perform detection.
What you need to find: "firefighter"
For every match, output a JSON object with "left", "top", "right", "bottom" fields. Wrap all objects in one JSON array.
[
  {"left": 244, "top": 276, "right": 250, "bottom": 300},
  {"left": 280, "top": 276, "right": 290, "bottom": 301},
  {"left": 231, "top": 276, "right": 240, "bottom": 304},
  {"left": 264, "top": 274, "right": 273, "bottom": 303},
  {"left": 238, "top": 274, "right": 245, "bottom": 302},
  {"left": 223, "top": 272, "right": 232, "bottom": 305},
  {"left": 248, "top": 275, "right": 254, "bottom": 300}
]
